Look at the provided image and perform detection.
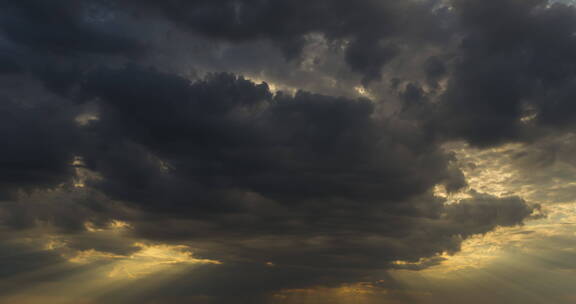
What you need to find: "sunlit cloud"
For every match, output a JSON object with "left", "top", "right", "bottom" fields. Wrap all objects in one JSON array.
[
  {"left": 39, "top": 221, "right": 223, "bottom": 280},
  {"left": 105, "top": 242, "right": 221, "bottom": 279}
]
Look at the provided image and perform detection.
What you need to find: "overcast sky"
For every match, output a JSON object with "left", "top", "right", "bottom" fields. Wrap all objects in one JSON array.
[{"left": 1, "top": 1, "right": 576, "bottom": 303}]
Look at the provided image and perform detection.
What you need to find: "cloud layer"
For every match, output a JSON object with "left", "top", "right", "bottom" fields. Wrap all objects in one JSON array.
[{"left": 2, "top": 0, "right": 574, "bottom": 303}]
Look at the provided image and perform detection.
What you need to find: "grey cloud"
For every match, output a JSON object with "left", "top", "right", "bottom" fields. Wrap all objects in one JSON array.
[
  {"left": 127, "top": 0, "right": 449, "bottom": 83},
  {"left": 78, "top": 67, "right": 454, "bottom": 214},
  {"left": 444, "top": 192, "right": 538, "bottom": 237},
  {"left": 0, "top": 63, "right": 536, "bottom": 300},
  {"left": 0, "top": 0, "right": 141, "bottom": 55},
  {"left": 430, "top": 0, "right": 576, "bottom": 146},
  {"left": 0, "top": 94, "right": 80, "bottom": 199},
  {"left": 0, "top": 0, "right": 561, "bottom": 302}
]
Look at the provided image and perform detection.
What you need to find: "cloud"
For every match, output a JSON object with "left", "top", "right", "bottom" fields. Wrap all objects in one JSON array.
[
  {"left": 0, "top": 0, "right": 570, "bottom": 302},
  {"left": 125, "top": 0, "right": 449, "bottom": 83},
  {"left": 0, "top": 0, "right": 140, "bottom": 55},
  {"left": 0, "top": 95, "right": 80, "bottom": 199},
  {"left": 0, "top": 64, "right": 537, "bottom": 300},
  {"left": 78, "top": 67, "right": 453, "bottom": 209},
  {"left": 444, "top": 192, "right": 538, "bottom": 236},
  {"left": 430, "top": 0, "right": 576, "bottom": 146}
]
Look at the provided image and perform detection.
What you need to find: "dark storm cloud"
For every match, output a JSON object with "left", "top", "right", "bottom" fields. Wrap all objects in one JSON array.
[
  {"left": 0, "top": 188, "right": 135, "bottom": 233},
  {"left": 78, "top": 66, "right": 455, "bottom": 213},
  {"left": 444, "top": 192, "right": 539, "bottom": 236},
  {"left": 0, "top": 0, "right": 563, "bottom": 302},
  {"left": 61, "top": 67, "right": 534, "bottom": 276},
  {"left": 0, "top": 51, "right": 22, "bottom": 74},
  {"left": 0, "top": 62, "right": 537, "bottom": 299},
  {"left": 431, "top": 0, "right": 576, "bottom": 146},
  {"left": 0, "top": 94, "right": 79, "bottom": 199},
  {"left": 129, "top": 0, "right": 449, "bottom": 83},
  {"left": 0, "top": 0, "right": 140, "bottom": 55}
]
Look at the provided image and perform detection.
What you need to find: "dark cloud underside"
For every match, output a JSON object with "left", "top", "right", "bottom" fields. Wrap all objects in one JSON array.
[{"left": 2, "top": 0, "right": 575, "bottom": 303}]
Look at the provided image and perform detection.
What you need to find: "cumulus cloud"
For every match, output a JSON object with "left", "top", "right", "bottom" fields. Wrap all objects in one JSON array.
[{"left": 0, "top": 0, "right": 571, "bottom": 303}]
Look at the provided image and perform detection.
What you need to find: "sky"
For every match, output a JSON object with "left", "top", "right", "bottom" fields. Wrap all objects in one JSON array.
[{"left": 1, "top": 0, "right": 576, "bottom": 303}]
